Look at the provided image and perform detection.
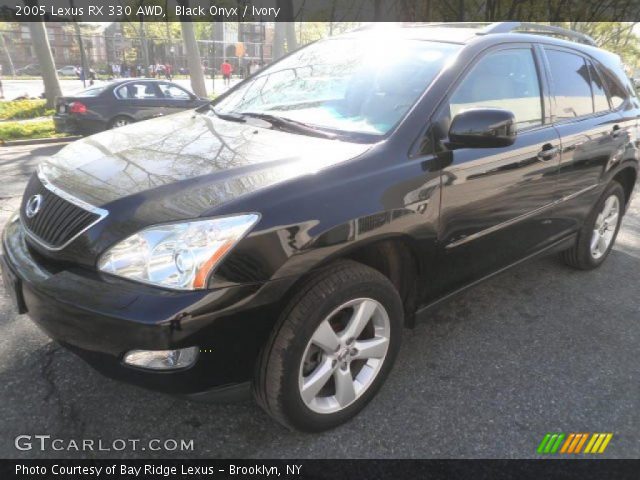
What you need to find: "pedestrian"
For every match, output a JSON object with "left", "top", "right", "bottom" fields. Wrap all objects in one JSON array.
[
  {"left": 249, "top": 60, "right": 259, "bottom": 76},
  {"left": 88, "top": 68, "right": 96, "bottom": 85},
  {"left": 165, "top": 64, "right": 171, "bottom": 81},
  {"left": 221, "top": 59, "right": 232, "bottom": 87}
]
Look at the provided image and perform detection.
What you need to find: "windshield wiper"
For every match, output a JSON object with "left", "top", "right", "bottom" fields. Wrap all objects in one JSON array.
[
  {"left": 238, "top": 112, "right": 337, "bottom": 139},
  {"left": 208, "top": 106, "right": 246, "bottom": 123}
]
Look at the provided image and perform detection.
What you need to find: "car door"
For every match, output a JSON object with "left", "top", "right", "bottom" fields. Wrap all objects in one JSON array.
[
  {"left": 156, "top": 82, "right": 200, "bottom": 115},
  {"left": 428, "top": 45, "right": 564, "bottom": 297},
  {"left": 543, "top": 47, "right": 637, "bottom": 234},
  {"left": 114, "top": 81, "right": 166, "bottom": 121}
]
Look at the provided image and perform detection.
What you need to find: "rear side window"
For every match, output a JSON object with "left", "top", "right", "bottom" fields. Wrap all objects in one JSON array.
[
  {"left": 545, "top": 49, "right": 593, "bottom": 120},
  {"left": 599, "top": 67, "right": 627, "bottom": 109},
  {"left": 587, "top": 62, "right": 610, "bottom": 113},
  {"left": 449, "top": 48, "right": 543, "bottom": 129},
  {"left": 116, "top": 83, "right": 160, "bottom": 99}
]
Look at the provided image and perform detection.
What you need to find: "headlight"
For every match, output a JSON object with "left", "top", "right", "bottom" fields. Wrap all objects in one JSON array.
[{"left": 98, "top": 214, "right": 259, "bottom": 290}]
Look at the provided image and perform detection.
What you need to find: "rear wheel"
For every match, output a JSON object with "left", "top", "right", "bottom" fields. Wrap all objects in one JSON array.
[
  {"left": 562, "top": 181, "right": 625, "bottom": 270},
  {"left": 253, "top": 260, "right": 403, "bottom": 431},
  {"left": 109, "top": 116, "right": 133, "bottom": 129}
]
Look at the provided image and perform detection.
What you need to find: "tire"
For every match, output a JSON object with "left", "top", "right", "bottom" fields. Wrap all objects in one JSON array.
[
  {"left": 109, "top": 116, "right": 133, "bottom": 129},
  {"left": 253, "top": 260, "right": 404, "bottom": 432},
  {"left": 562, "top": 181, "right": 625, "bottom": 270}
]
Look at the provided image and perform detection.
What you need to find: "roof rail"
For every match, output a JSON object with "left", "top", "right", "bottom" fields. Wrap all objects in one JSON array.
[{"left": 481, "top": 22, "right": 597, "bottom": 46}]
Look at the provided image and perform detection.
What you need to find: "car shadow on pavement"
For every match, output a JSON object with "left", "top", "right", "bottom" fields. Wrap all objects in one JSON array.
[{"left": 1, "top": 244, "right": 639, "bottom": 459}]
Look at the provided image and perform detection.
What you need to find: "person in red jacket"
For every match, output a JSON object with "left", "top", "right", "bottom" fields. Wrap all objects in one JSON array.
[{"left": 221, "top": 60, "right": 233, "bottom": 87}]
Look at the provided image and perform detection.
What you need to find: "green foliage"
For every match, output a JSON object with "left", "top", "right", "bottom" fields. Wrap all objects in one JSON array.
[
  {"left": 0, "top": 119, "right": 61, "bottom": 141},
  {"left": 566, "top": 23, "right": 640, "bottom": 68},
  {"left": 0, "top": 100, "right": 55, "bottom": 120}
]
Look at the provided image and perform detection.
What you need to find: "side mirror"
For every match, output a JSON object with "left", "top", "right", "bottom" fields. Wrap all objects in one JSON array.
[{"left": 449, "top": 108, "right": 517, "bottom": 148}]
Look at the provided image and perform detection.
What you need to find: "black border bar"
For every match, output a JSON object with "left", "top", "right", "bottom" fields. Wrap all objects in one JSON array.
[
  {"left": 2, "top": 459, "right": 640, "bottom": 480},
  {"left": 2, "top": 0, "right": 640, "bottom": 22}
]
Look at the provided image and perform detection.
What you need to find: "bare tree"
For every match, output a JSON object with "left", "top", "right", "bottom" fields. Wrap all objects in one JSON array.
[
  {"left": 277, "top": 0, "right": 298, "bottom": 52},
  {"left": 176, "top": 4, "right": 207, "bottom": 97},
  {"left": 28, "top": 21, "right": 61, "bottom": 108},
  {"left": 0, "top": 32, "right": 15, "bottom": 76},
  {"left": 273, "top": 22, "right": 286, "bottom": 60},
  {"left": 285, "top": 23, "right": 298, "bottom": 51}
]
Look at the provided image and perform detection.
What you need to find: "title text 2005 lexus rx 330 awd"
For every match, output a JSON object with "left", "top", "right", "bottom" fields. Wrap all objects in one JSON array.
[{"left": 2, "top": 23, "right": 638, "bottom": 431}]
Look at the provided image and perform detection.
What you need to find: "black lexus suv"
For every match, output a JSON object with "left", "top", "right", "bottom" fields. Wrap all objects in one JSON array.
[{"left": 1, "top": 23, "right": 638, "bottom": 432}]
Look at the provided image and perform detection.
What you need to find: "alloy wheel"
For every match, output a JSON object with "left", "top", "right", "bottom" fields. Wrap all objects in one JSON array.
[
  {"left": 298, "top": 298, "right": 391, "bottom": 414},
  {"left": 112, "top": 118, "right": 130, "bottom": 128},
  {"left": 590, "top": 194, "right": 620, "bottom": 260}
]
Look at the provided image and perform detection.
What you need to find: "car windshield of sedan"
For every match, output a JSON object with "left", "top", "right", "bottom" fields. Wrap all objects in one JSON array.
[{"left": 213, "top": 36, "right": 460, "bottom": 137}]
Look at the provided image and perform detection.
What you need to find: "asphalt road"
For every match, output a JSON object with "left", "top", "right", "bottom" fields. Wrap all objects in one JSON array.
[{"left": 0, "top": 142, "right": 639, "bottom": 459}]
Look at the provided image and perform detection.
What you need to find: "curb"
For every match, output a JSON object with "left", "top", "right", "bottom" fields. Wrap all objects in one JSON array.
[{"left": 0, "top": 136, "right": 81, "bottom": 147}]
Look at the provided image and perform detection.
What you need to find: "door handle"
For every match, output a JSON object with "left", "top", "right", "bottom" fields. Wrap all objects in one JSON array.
[
  {"left": 537, "top": 144, "right": 559, "bottom": 162},
  {"left": 611, "top": 124, "right": 621, "bottom": 138}
]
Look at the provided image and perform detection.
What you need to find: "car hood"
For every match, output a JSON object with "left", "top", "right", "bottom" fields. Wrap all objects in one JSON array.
[{"left": 39, "top": 110, "right": 372, "bottom": 221}]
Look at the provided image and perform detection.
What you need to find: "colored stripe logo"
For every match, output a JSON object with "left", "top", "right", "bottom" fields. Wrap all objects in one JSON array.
[{"left": 537, "top": 433, "right": 613, "bottom": 454}]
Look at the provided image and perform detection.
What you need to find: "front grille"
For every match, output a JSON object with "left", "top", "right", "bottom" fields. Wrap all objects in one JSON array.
[
  {"left": 20, "top": 173, "right": 103, "bottom": 250},
  {"left": 357, "top": 212, "right": 390, "bottom": 234}
]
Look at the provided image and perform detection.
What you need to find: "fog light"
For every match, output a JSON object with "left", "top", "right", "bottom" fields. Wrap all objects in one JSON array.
[{"left": 123, "top": 347, "right": 199, "bottom": 370}]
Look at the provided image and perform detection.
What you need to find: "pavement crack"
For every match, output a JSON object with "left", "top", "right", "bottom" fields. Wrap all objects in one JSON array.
[
  {"left": 41, "top": 344, "right": 62, "bottom": 404},
  {"left": 40, "top": 344, "right": 88, "bottom": 435}
]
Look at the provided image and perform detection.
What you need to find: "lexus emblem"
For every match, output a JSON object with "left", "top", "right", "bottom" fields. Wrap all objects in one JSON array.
[{"left": 25, "top": 194, "right": 43, "bottom": 218}]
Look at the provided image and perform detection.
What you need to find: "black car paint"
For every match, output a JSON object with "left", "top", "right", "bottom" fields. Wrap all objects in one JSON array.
[
  {"left": 2, "top": 31, "right": 639, "bottom": 397},
  {"left": 53, "top": 79, "right": 209, "bottom": 135}
]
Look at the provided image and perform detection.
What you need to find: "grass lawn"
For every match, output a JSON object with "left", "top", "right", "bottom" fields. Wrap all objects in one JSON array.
[
  {"left": 0, "top": 118, "right": 66, "bottom": 141},
  {"left": 0, "top": 99, "right": 54, "bottom": 120}
]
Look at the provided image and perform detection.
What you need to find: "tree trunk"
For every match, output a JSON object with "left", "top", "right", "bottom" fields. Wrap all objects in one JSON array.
[
  {"left": 28, "top": 22, "right": 61, "bottom": 108},
  {"left": 0, "top": 33, "right": 15, "bottom": 76},
  {"left": 139, "top": 20, "right": 150, "bottom": 77},
  {"left": 273, "top": 22, "right": 286, "bottom": 60},
  {"left": 285, "top": 22, "right": 297, "bottom": 51},
  {"left": 72, "top": 22, "right": 89, "bottom": 88},
  {"left": 180, "top": 22, "right": 207, "bottom": 97},
  {"left": 277, "top": 0, "right": 297, "bottom": 52}
]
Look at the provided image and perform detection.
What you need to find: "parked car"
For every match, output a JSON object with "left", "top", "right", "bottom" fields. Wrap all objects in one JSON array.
[
  {"left": 53, "top": 79, "right": 209, "bottom": 135},
  {"left": 2, "top": 23, "right": 639, "bottom": 432},
  {"left": 15, "top": 64, "right": 41, "bottom": 76},
  {"left": 57, "top": 65, "right": 79, "bottom": 77}
]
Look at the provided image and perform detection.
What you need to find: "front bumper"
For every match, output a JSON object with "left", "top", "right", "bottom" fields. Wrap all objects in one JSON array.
[{"left": 1, "top": 219, "right": 295, "bottom": 396}]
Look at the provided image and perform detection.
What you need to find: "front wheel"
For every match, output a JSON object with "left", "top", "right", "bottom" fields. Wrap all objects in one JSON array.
[
  {"left": 562, "top": 181, "right": 625, "bottom": 270},
  {"left": 253, "top": 260, "right": 403, "bottom": 431}
]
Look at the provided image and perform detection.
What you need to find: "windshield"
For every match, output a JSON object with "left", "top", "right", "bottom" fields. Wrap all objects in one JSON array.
[{"left": 213, "top": 36, "right": 460, "bottom": 137}]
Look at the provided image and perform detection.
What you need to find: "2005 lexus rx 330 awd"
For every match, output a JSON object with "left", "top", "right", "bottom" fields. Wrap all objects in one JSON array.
[{"left": 2, "top": 23, "right": 638, "bottom": 431}]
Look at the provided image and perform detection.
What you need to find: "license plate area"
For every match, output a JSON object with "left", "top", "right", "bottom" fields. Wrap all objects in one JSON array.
[{"left": 1, "top": 255, "right": 27, "bottom": 314}]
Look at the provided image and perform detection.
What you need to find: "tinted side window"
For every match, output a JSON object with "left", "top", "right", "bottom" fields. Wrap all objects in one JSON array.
[
  {"left": 116, "top": 83, "right": 161, "bottom": 99},
  {"left": 599, "top": 66, "right": 627, "bottom": 109},
  {"left": 545, "top": 49, "right": 593, "bottom": 120},
  {"left": 587, "top": 61, "right": 610, "bottom": 113},
  {"left": 159, "top": 83, "right": 191, "bottom": 100},
  {"left": 450, "top": 48, "right": 542, "bottom": 129}
]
